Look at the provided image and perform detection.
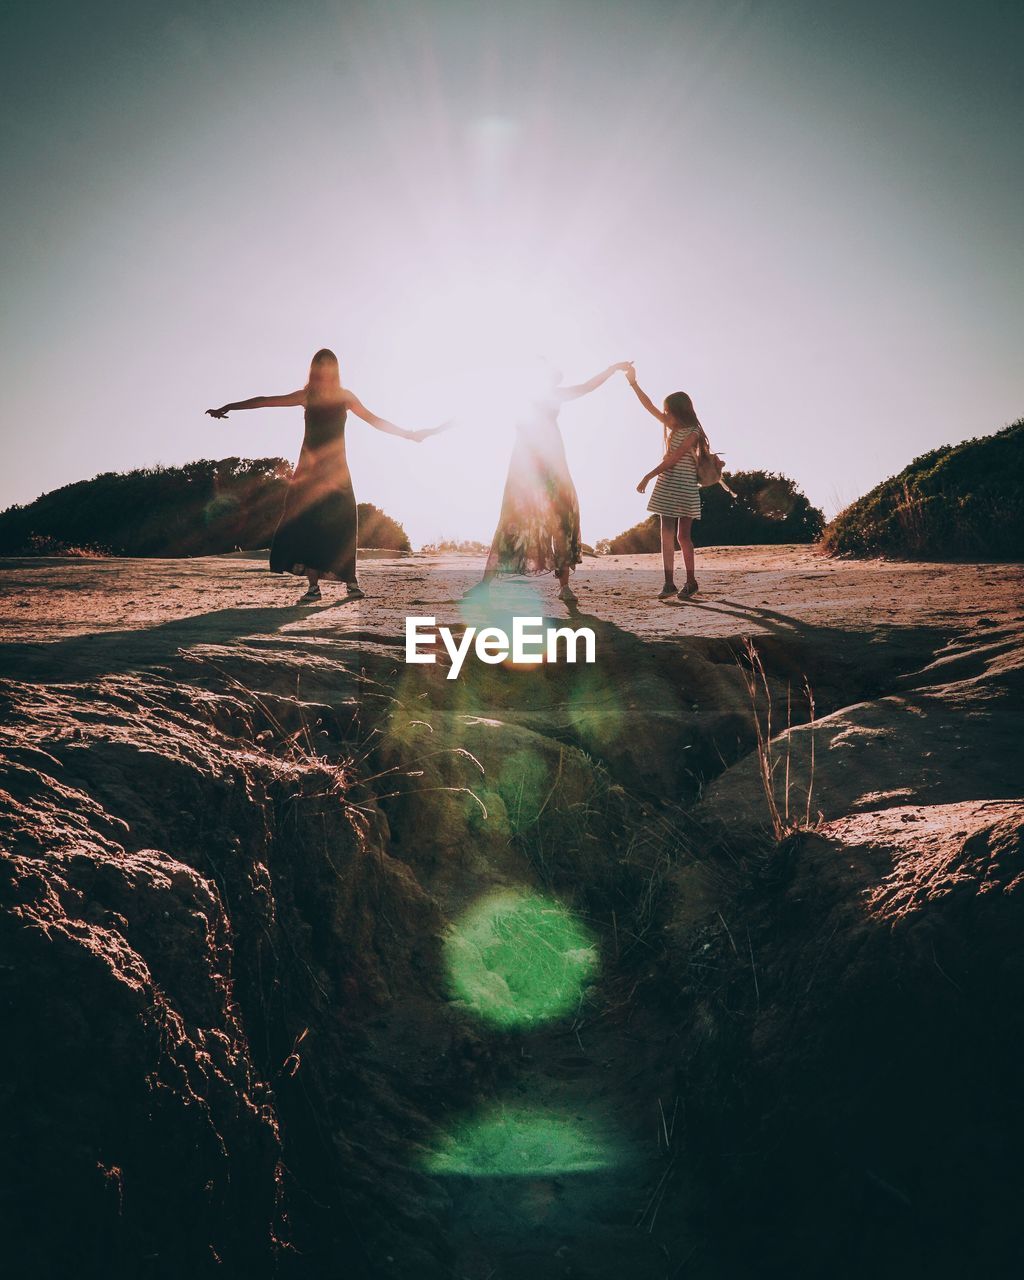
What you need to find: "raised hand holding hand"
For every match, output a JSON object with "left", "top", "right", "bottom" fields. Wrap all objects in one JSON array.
[
  {"left": 206, "top": 408, "right": 228, "bottom": 420},
  {"left": 410, "top": 419, "right": 454, "bottom": 442}
]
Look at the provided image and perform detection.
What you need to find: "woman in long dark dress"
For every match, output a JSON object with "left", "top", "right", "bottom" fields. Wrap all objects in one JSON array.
[
  {"left": 482, "top": 362, "right": 631, "bottom": 605},
  {"left": 207, "top": 348, "right": 439, "bottom": 603}
]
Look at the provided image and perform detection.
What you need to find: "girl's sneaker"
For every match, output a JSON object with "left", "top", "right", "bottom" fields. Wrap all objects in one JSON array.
[
  {"left": 298, "top": 585, "right": 322, "bottom": 604},
  {"left": 558, "top": 584, "right": 578, "bottom": 606},
  {"left": 345, "top": 583, "right": 365, "bottom": 600},
  {"left": 657, "top": 582, "right": 678, "bottom": 600},
  {"left": 677, "top": 580, "right": 699, "bottom": 599}
]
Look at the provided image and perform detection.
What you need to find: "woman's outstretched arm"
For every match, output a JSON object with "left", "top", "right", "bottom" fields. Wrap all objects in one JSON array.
[
  {"left": 344, "top": 391, "right": 448, "bottom": 442},
  {"left": 636, "top": 430, "right": 699, "bottom": 493},
  {"left": 624, "top": 366, "right": 666, "bottom": 424},
  {"left": 557, "top": 362, "right": 633, "bottom": 402},
  {"left": 206, "top": 390, "right": 305, "bottom": 418}
]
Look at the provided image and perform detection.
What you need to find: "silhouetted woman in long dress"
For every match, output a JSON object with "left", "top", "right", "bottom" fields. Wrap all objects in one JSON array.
[
  {"left": 482, "top": 362, "right": 631, "bottom": 605},
  {"left": 207, "top": 348, "right": 440, "bottom": 603}
]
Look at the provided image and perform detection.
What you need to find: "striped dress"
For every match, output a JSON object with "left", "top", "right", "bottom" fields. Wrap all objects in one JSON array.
[{"left": 647, "top": 426, "right": 701, "bottom": 519}]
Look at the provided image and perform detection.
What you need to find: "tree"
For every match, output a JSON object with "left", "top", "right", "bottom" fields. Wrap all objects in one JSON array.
[
  {"left": 604, "top": 471, "right": 824, "bottom": 553},
  {"left": 355, "top": 503, "right": 412, "bottom": 552},
  {"left": 0, "top": 458, "right": 413, "bottom": 557}
]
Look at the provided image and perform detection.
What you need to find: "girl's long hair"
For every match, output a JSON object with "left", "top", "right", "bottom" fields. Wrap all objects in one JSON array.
[
  {"left": 663, "top": 390, "right": 705, "bottom": 450},
  {"left": 305, "top": 348, "right": 342, "bottom": 405}
]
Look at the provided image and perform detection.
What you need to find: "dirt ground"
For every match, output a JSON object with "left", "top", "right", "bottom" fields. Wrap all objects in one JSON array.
[
  {"left": 2, "top": 545, "right": 1022, "bottom": 1280},
  {"left": 1, "top": 545, "right": 1019, "bottom": 651}
]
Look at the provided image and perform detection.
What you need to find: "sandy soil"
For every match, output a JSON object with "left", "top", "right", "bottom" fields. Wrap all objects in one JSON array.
[{"left": 1, "top": 546, "right": 1020, "bottom": 654}]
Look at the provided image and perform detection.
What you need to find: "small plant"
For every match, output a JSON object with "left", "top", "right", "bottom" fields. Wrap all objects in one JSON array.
[
  {"left": 894, "top": 479, "right": 929, "bottom": 556},
  {"left": 738, "top": 639, "right": 817, "bottom": 840}
]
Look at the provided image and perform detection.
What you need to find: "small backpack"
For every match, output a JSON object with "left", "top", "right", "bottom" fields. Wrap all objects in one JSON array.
[{"left": 694, "top": 425, "right": 736, "bottom": 496}]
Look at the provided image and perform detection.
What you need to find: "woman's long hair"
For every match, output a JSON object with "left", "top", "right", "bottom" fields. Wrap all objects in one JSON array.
[
  {"left": 305, "top": 348, "right": 342, "bottom": 405},
  {"left": 663, "top": 390, "right": 705, "bottom": 450}
]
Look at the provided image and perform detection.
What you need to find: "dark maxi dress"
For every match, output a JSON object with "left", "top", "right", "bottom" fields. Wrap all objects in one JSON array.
[
  {"left": 269, "top": 400, "right": 358, "bottom": 581},
  {"left": 485, "top": 398, "right": 582, "bottom": 576}
]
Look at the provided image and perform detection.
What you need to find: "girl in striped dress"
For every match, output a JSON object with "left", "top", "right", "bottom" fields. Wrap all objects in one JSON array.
[{"left": 627, "top": 366, "right": 704, "bottom": 599}]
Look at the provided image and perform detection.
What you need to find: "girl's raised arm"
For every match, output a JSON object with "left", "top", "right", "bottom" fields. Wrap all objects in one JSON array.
[
  {"left": 625, "top": 367, "right": 666, "bottom": 424},
  {"left": 206, "top": 390, "right": 305, "bottom": 419}
]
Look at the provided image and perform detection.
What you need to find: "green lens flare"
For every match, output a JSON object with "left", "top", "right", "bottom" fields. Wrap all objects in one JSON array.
[
  {"left": 444, "top": 889, "right": 598, "bottom": 1028},
  {"left": 424, "top": 1103, "right": 618, "bottom": 1176},
  {"left": 203, "top": 493, "right": 240, "bottom": 526},
  {"left": 497, "top": 747, "right": 551, "bottom": 829},
  {"left": 566, "top": 673, "right": 625, "bottom": 750},
  {"left": 459, "top": 579, "right": 545, "bottom": 633}
]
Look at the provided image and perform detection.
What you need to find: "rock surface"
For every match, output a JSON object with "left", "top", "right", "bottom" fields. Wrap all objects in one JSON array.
[
  {"left": 0, "top": 548, "right": 1021, "bottom": 1278},
  {"left": 669, "top": 801, "right": 1024, "bottom": 1278}
]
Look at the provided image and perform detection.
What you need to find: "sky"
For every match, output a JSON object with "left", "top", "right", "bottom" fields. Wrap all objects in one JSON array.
[{"left": 2, "top": 0, "right": 1022, "bottom": 549}]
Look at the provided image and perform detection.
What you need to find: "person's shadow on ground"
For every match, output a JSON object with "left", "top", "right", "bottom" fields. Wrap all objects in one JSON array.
[{"left": 0, "top": 600, "right": 358, "bottom": 684}]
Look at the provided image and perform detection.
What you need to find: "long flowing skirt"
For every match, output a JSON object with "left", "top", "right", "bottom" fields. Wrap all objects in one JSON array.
[
  {"left": 485, "top": 438, "right": 582, "bottom": 576},
  {"left": 270, "top": 469, "right": 357, "bottom": 580}
]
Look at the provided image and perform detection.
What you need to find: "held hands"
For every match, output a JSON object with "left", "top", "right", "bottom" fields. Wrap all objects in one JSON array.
[
  {"left": 622, "top": 362, "right": 638, "bottom": 385},
  {"left": 408, "top": 419, "right": 454, "bottom": 443},
  {"left": 206, "top": 408, "right": 229, "bottom": 419}
]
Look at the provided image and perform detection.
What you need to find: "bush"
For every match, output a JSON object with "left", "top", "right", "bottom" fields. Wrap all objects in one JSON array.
[
  {"left": 604, "top": 470, "right": 825, "bottom": 553},
  {"left": 0, "top": 459, "right": 411, "bottom": 557},
  {"left": 823, "top": 420, "right": 1024, "bottom": 560},
  {"left": 355, "top": 503, "right": 412, "bottom": 552},
  {"left": 421, "top": 539, "right": 490, "bottom": 554},
  {"left": 15, "top": 534, "right": 110, "bottom": 558}
]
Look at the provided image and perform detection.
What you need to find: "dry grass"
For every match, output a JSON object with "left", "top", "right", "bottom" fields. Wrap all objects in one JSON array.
[
  {"left": 182, "top": 650, "right": 489, "bottom": 837},
  {"left": 738, "top": 638, "right": 818, "bottom": 841}
]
